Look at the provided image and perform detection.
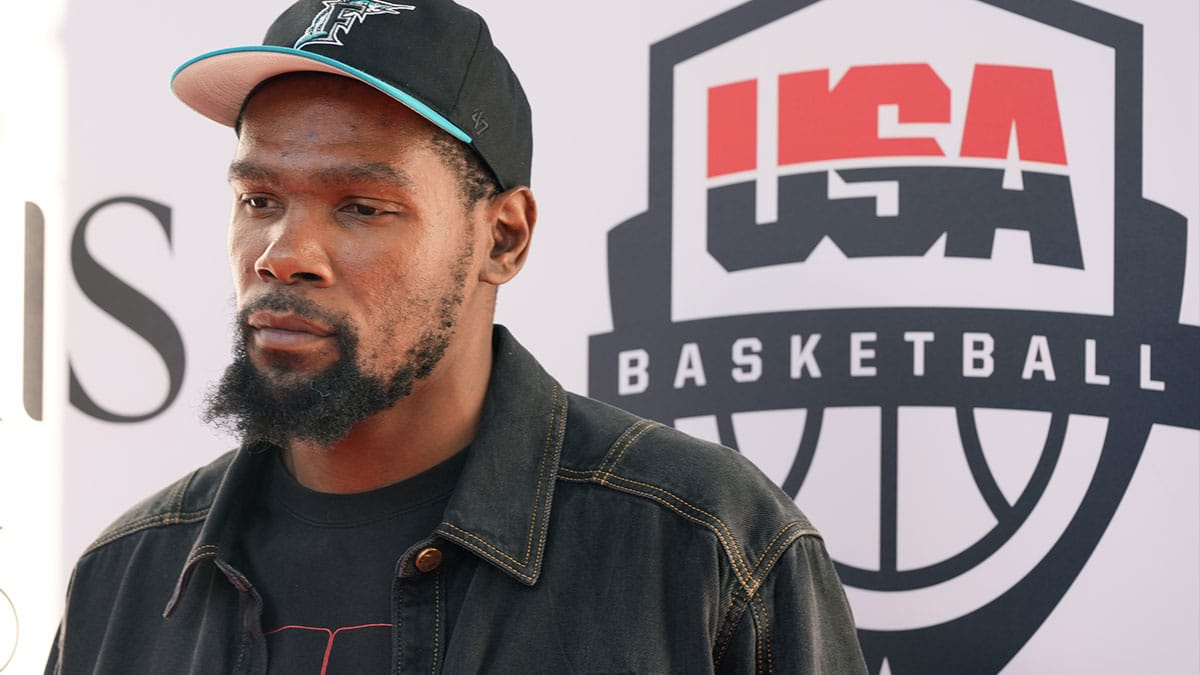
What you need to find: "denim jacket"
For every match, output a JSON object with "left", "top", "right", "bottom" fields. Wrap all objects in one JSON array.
[{"left": 47, "top": 326, "right": 867, "bottom": 674}]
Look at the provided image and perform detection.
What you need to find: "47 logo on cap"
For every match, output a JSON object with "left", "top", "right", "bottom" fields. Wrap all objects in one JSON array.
[{"left": 295, "top": 0, "right": 415, "bottom": 50}]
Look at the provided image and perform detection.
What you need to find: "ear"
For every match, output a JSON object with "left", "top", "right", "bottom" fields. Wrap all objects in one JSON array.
[{"left": 480, "top": 186, "right": 537, "bottom": 285}]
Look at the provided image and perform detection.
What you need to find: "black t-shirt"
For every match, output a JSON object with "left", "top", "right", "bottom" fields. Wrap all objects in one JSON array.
[{"left": 239, "top": 449, "right": 466, "bottom": 674}]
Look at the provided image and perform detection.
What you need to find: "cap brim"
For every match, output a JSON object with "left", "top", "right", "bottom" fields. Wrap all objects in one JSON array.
[{"left": 170, "top": 45, "right": 472, "bottom": 143}]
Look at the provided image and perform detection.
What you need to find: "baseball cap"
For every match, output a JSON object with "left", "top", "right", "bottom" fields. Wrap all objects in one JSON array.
[{"left": 171, "top": 0, "right": 531, "bottom": 190}]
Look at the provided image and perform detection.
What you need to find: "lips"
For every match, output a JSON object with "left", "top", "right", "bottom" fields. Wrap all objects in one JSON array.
[
  {"left": 248, "top": 312, "right": 334, "bottom": 336},
  {"left": 247, "top": 312, "right": 335, "bottom": 352}
]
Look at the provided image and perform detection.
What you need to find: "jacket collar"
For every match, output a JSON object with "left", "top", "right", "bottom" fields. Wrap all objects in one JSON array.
[
  {"left": 164, "top": 440, "right": 272, "bottom": 617},
  {"left": 434, "top": 326, "right": 566, "bottom": 585},
  {"left": 166, "top": 325, "right": 566, "bottom": 615}
]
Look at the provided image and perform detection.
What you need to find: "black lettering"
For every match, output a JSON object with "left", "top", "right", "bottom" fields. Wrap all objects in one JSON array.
[
  {"left": 69, "top": 196, "right": 185, "bottom": 422},
  {"left": 707, "top": 168, "right": 1083, "bottom": 270}
]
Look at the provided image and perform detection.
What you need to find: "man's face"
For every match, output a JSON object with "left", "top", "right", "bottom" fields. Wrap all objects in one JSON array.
[{"left": 204, "top": 73, "right": 488, "bottom": 447}]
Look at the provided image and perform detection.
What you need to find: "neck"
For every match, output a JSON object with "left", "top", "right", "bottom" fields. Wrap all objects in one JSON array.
[{"left": 282, "top": 322, "right": 494, "bottom": 494}]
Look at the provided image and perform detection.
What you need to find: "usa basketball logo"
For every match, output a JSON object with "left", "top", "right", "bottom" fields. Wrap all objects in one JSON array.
[{"left": 587, "top": 0, "right": 1199, "bottom": 672}]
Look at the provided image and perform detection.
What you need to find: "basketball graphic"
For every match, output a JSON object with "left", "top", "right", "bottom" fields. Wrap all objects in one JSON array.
[{"left": 587, "top": 0, "right": 1200, "bottom": 672}]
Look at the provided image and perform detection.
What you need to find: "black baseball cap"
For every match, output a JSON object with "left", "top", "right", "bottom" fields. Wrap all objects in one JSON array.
[{"left": 171, "top": 0, "right": 531, "bottom": 190}]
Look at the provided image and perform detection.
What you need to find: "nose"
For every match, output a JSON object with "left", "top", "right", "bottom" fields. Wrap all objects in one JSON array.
[{"left": 253, "top": 215, "right": 333, "bottom": 286}]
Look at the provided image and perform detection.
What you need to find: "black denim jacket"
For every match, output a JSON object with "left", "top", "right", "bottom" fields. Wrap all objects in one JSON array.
[{"left": 47, "top": 327, "right": 867, "bottom": 674}]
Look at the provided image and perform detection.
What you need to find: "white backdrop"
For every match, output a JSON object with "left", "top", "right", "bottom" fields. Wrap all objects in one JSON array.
[{"left": 0, "top": 0, "right": 1195, "bottom": 673}]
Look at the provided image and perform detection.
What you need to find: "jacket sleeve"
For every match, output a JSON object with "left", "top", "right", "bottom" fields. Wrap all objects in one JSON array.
[
  {"left": 716, "top": 535, "right": 868, "bottom": 674},
  {"left": 44, "top": 623, "right": 61, "bottom": 675}
]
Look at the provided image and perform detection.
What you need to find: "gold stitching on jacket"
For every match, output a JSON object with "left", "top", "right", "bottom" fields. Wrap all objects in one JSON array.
[
  {"left": 84, "top": 509, "right": 211, "bottom": 555},
  {"left": 533, "top": 386, "right": 569, "bottom": 569},
  {"left": 431, "top": 567, "right": 441, "bottom": 674},
  {"left": 560, "top": 417, "right": 818, "bottom": 670},
  {"left": 754, "top": 594, "right": 774, "bottom": 674},
  {"left": 434, "top": 382, "right": 568, "bottom": 581},
  {"left": 597, "top": 418, "right": 657, "bottom": 483}
]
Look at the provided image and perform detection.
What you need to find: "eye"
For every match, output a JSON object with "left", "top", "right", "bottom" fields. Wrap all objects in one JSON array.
[
  {"left": 240, "top": 195, "right": 279, "bottom": 210},
  {"left": 340, "top": 200, "right": 400, "bottom": 220},
  {"left": 349, "top": 203, "right": 384, "bottom": 217}
]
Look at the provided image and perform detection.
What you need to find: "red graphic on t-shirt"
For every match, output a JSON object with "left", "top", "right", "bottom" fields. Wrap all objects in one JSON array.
[{"left": 266, "top": 623, "right": 390, "bottom": 675}]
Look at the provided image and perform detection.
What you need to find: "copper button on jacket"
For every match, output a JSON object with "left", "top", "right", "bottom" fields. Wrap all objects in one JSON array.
[{"left": 415, "top": 547, "right": 443, "bottom": 573}]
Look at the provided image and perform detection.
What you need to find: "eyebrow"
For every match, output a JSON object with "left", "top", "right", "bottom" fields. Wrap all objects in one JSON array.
[
  {"left": 227, "top": 160, "right": 276, "bottom": 183},
  {"left": 227, "top": 160, "right": 415, "bottom": 189}
]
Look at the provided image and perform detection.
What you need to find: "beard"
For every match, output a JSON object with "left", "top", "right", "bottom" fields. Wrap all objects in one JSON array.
[{"left": 202, "top": 292, "right": 454, "bottom": 448}]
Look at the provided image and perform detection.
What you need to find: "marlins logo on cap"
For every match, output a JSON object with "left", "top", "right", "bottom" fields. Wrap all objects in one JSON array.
[{"left": 295, "top": 0, "right": 416, "bottom": 49}]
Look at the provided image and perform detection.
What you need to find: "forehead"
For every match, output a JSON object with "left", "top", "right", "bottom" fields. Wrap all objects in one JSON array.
[{"left": 236, "top": 72, "right": 443, "bottom": 153}]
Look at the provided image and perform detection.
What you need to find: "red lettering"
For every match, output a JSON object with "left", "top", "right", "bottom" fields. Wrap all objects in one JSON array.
[
  {"left": 960, "top": 65, "right": 1067, "bottom": 165},
  {"left": 778, "top": 64, "right": 949, "bottom": 164},
  {"left": 707, "top": 79, "right": 758, "bottom": 178}
]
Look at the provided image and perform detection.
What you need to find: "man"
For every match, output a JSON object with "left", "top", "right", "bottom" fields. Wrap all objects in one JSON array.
[{"left": 47, "top": 0, "right": 868, "bottom": 672}]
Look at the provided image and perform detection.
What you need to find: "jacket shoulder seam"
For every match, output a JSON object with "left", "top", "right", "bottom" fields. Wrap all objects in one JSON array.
[
  {"left": 82, "top": 507, "right": 211, "bottom": 556},
  {"left": 80, "top": 466, "right": 214, "bottom": 557},
  {"left": 557, "top": 466, "right": 812, "bottom": 593},
  {"left": 712, "top": 533, "right": 811, "bottom": 669}
]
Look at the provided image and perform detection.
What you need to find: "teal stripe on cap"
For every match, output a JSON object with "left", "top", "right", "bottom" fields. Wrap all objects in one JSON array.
[{"left": 172, "top": 45, "right": 473, "bottom": 143}]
